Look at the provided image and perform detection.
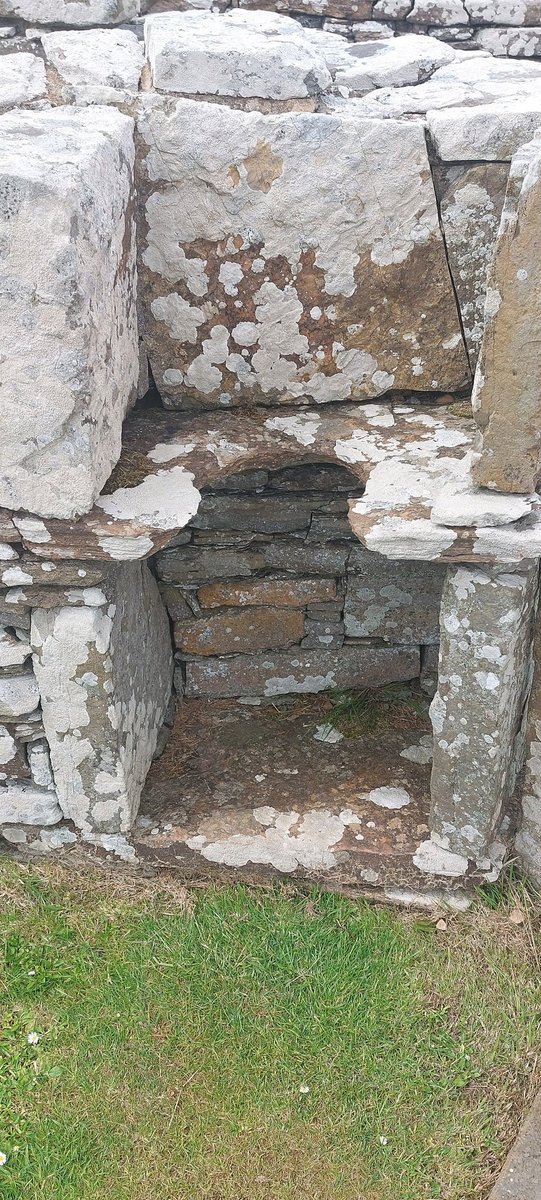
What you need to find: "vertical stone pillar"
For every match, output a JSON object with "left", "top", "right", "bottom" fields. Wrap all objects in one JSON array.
[
  {"left": 30, "top": 562, "right": 173, "bottom": 836},
  {"left": 429, "top": 562, "right": 538, "bottom": 860},
  {"left": 516, "top": 609, "right": 541, "bottom": 885}
]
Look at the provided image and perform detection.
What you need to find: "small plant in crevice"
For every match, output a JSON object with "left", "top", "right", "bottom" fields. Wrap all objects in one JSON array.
[{"left": 325, "top": 683, "right": 426, "bottom": 738}]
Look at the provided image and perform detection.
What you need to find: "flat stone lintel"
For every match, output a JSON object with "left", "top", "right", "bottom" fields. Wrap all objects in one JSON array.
[{"left": 5, "top": 401, "right": 540, "bottom": 567}]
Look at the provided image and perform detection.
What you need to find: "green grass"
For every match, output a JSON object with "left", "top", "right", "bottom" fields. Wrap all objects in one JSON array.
[
  {"left": 0, "top": 858, "right": 539, "bottom": 1200},
  {"left": 326, "top": 684, "right": 426, "bottom": 737}
]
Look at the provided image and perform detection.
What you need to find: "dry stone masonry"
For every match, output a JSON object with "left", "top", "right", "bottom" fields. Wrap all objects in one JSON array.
[{"left": 1, "top": 5, "right": 541, "bottom": 892}]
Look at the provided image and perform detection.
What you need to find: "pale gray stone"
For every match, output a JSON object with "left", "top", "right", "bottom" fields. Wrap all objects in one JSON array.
[
  {"left": 0, "top": 672, "right": 39, "bottom": 719},
  {"left": 184, "top": 644, "right": 420, "bottom": 698},
  {"left": 430, "top": 564, "right": 538, "bottom": 860},
  {"left": 42, "top": 28, "right": 144, "bottom": 109},
  {"left": 0, "top": 52, "right": 47, "bottom": 112},
  {"left": 31, "top": 562, "right": 173, "bottom": 834},
  {"left": 0, "top": 0, "right": 139, "bottom": 24},
  {"left": 0, "top": 784, "right": 61, "bottom": 826},
  {"left": 344, "top": 559, "right": 445, "bottom": 643},
  {"left": 0, "top": 106, "right": 138, "bottom": 519},
  {"left": 0, "top": 628, "right": 31, "bottom": 668},
  {"left": 334, "top": 33, "right": 456, "bottom": 94},
  {"left": 516, "top": 610, "right": 541, "bottom": 886},
  {"left": 473, "top": 25, "right": 541, "bottom": 55}
]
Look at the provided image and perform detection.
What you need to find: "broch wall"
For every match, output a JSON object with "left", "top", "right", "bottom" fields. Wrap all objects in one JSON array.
[{"left": 1, "top": 6, "right": 541, "bottom": 893}]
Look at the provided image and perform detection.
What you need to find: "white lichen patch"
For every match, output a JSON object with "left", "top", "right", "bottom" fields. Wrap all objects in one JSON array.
[
  {"left": 413, "top": 838, "right": 469, "bottom": 877},
  {"left": 186, "top": 805, "right": 349, "bottom": 873},
  {"left": 366, "top": 786, "right": 411, "bottom": 809}
]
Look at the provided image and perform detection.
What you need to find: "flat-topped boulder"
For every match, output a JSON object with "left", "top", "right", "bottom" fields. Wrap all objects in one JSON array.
[
  {"left": 0, "top": 52, "right": 47, "bottom": 113},
  {"left": 333, "top": 32, "right": 456, "bottom": 93},
  {"left": 0, "top": 0, "right": 139, "bottom": 23},
  {"left": 0, "top": 106, "right": 139, "bottom": 520},
  {"left": 42, "top": 28, "right": 144, "bottom": 110}
]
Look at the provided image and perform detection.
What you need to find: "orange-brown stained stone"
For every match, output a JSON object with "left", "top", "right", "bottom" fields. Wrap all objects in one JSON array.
[
  {"left": 197, "top": 578, "right": 337, "bottom": 609},
  {"left": 238, "top": 0, "right": 373, "bottom": 18},
  {"left": 175, "top": 606, "right": 304, "bottom": 655}
]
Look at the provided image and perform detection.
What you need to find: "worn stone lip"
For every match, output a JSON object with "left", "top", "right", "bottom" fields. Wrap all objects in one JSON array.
[{"left": 2, "top": 401, "right": 538, "bottom": 565}]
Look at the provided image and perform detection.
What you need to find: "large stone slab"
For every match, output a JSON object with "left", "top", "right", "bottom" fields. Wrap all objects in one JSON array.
[
  {"left": 333, "top": 33, "right": 456, "bottom": 94},
  {"left": 473, "top": 134, "right": 541, "bottom": 493},
  {"left": 467, "top": 0, "right": 541, "bottom": 23},
  {"left": 42, "top": 29, "right": 144, "bottom": 110},
  {"left": 0, "top": 0, "right": 139, "bottom": 23},
  {"left": 0, "top": 785, "right": 62, "bottom": 826},
  {"left": 0, "top": 106, "right": 138, "bottom": 519},
  {"left": 184, "top": 644, "right": 420, "bottom": 697},
  {"left": 31, "top": 562, "right": 172, "bottom": 834},
  {"left": 138, "top": 99, "right": 469, "bottom": 410},
  {"left": 175, "top": 606, "right": 304, "bottom": 654},
  {"left": 473, "top": 25, "right": 541, "bottom": 55},
  {"left": 0, "top": 52, "right": 47, "bottom": 113},
  {"left": 430, "top": 564, "right": 538, "bottom": 860},
  {"left": 427, "top": 100, "right": 541, "bottom": 161},
  {"left": 238, "top": 0, "right": 373, "bottom": 19},
  {"left": 145, "top": 10, "right": 332, "bottom": 99},
  {"left": 436, "top": 162, "right": 508, "bottom": 366},
  {"left": 344, "top": 556, "right": 445, "bottom": 642},
  {"left": 516, "top": 607, "right": 541, "bottom": 886}
]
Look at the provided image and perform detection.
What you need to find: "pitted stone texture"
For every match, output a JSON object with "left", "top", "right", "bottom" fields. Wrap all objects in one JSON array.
[
  {"left": 0, "top": 52, "right": 47, "bottom": 113},
  {"left": 517, "top": 608, "right": 541, "bottom": 885},
  {"left": 0, "top": 0, "right": 139, "bottom": 23},
  {"left": 473, "top": 134, "right": 541, "bottom": 494},
  {"left": 184, "top": 644, "right": 420, "bottom": 698},
  {"left": 31, "top": 562, "right": 172, "bottom": 835},
  {"left": 436, "top": 163, "right": 508, "bottom": 366},
  {"left": 138, "top": 99, "right": 469, "bottom": 410},
  {"left": 344, "top": 556, "right": 445, "bottom": 643},
  {"left": 175, "top": 606, "right": 304, "bottom": 654},
  {"left": 430, "top": 564, "right": 538, "bottom": 860},
  {"left": 0, "top": 785, "right": 61, "bottom": 826},
  {"left": 0, "top": 106, "right": 138, "bottom": 520},
  {"left": 42, "top": 29, "right": 143, "bottom": 110},
  {"left": 334, "top": 33, "right": 456, "bottom": 94},
  {"left": 145, "top": 10, "right": 332, "bottom": 98}
]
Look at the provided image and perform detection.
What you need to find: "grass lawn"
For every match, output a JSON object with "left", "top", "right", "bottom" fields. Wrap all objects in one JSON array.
[{"left": 0, "top": 856, "right": 539, "bottom": 1200}]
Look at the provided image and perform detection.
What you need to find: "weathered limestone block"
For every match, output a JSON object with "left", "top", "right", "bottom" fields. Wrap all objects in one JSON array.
[
  {"left": 0, "top": 785, "right": 61, "bottom": 826},
  {"left": 184, "top": 644, "right": 420, "bottom": 697},
  {"left": 334, "top": 33, "right": 456, "bottom": 93},
  {"left": 31, "top": 563, "right": 172, "bottom": 834},
  {"left": 473, "top": 134, "right": 541, "bottom": 493},
  {"left": 436, "top": 163, "right": 508, "bottom": 366},
  {"left": 42, "top": 29, "right": 144, "bottom": 109},
  {"left": 238, "top": 0, "right": 373, "bottom": 19},
  {"left": 0, "top": 0, "right": 139, "bottom": 23},
  {"left": 0, "top": 106, "right": 138, "bottom": 519},
  {"left": 0, "top": 673, "right": 39, "bottom": 719},
  {"left": 516, "top": 608, "right": 541, "bottom": 885},
  {"left": 197, "top": 578, "right": 337, "bottom": 607},
  {"left": 138, "top": 98, "right": 469, "bottom": 409},
  {"left": 344, "top": 558, "right": 445, "bottom": 642},
  {"left": 473, "top": 25, "right": 541, "bottom": 55},
  {"left": 406, "top": 0, "right": 468, "bottom": 23},
  {"left": 145, "top": 10, "right": 332, "bottom": 98},
  {"left": 175, "top": 606, "right": 304, "bottom": 654},
  {"left": 0, "top": 52, "right": 47, "bottom": 113},
  {"left": 467, "top": 0, "right": 541, "bottom": 23},
  {"left": 430, "top": 564, "right": 538, "bottom": 860},
  {"left": 427, "top": 100, "right": 541, "bottom": 161}
]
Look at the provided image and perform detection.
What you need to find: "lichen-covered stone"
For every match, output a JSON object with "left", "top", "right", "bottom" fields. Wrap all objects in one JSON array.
[
  {"left": 0, "top": 106, "right": 138, "bottom": 519},
  {"left": 473, "top": 133, "right": 541, "bottom": 493},
  {"left": 0, "top": 628, "right": 31, "bottom": 668},
  {"left": 42, "top": 28, "right": 143, "bottom": 110},
  {"left": 0, "top": 672, "right": 39, "bottom": 719},
  {"left": 429, "top": 564, "right": 538, "bottom": 859},
  {"left": 138, "top": 97, "right": 469, "bottom": 410},
  {"left": 344, "top": 558, "right": 445, "bottom": 642},
  {"left": 0, "top": 785, "right": 61, "bottom": 826},
  {"left": 0, "top": 0, "right": 139, "bottom": 24},
  {"left": 31, "top": 562, "right": 172, "bottom": 834},
  {"left": 197, "top": 578, "right": 337, "bottom": 608},
  {"left": 184, "top": 644, "right": 420, "bottom": 697},
  {"left": 238, "top": 0, "right": 373, "bottom": 19},
  {"left": 334, "top": 33, "right": 456, "bottom": 93},
  {"left": 175, "top": 606, "right": 304, "bottom": 654},
  {"left": 473, "top": 25, "right": 541, "bottom": 54},
  {"left": 516, "top": 606, "right": 541, "bottom": 885},
  {"left": 0, "top": 724, "right": 30, "bottom": 780},
  {"left": 0, "top": 52, "right": 47, "bottom": 113},
  {"left": 436, "top": 162, "right": 508, "bottom": 365}
]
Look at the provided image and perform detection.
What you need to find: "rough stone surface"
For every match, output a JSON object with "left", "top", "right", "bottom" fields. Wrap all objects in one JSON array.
[
  {"left": 344, "top": 558, "right": 445, "bottom": 642},
  {"left": 0, "top": 672, "right": 39, "bottom": 718},
  {"left": 516, "top": 609, "right": 541, "bottom": 886},
  {"left": 334, "top": 33, "right": 456, "bottom": 93},
  {"left": 31, "top": 562, "right": 172, "bottom": 834},
  {"left": 436, "top": 162, "right": 508, "bottom": 366},
  {"left": 0, "top": 0, "right": 139, "bottom": 23},
  {"left": 42, "top": 29, "right": 144, "bottom": 109},
  {"left": 473, "top": 133, "right": 541, "bottom": 493},
  {"left": 0, "top": 52, "right": 47, "bottom": 112},
  {"left": 0, "top": 106, "right": 138, "bottom": 519},
  {"left": 175, "top": 606, "right": 304, "bottom": 654},
  {"left": 427, "top": 99, "right": 541, "bottom": 161},
  {"left": 138, "top": 98, "right": 469, "bottom": 409},
  {"left": 0, "top": 784, "right": 61, "bottom": 826},
  {"left": 238, "top": 0, "right": 373, "bottom": 18},
  {"left": 473, "top": 25, "right": 541, "bottom": 54},
  {"left": 0, "top": 628, "right": 31, "bottom": 668},
  {"left": 197, "top": 578, "right": 337, "bottom": 607},
  {"left": 145, "top": 10, "right": 332, "bottom": 98},
  {"left": 430, "top": 564, "right": 538, "bottom": 859},
  {"left": 184, "top": 644, "right": 420, "bottom": 697}
]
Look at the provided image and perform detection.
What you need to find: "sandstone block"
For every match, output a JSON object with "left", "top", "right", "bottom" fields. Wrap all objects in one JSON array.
[
  {"left": 175, "top": 606, "right": 304, "bottom": 654},
  {"left": 197, "top": 578, "right": 337, "bottom": 608},
  {"left": 238, "top": 0, "right": 373, "bottom": 20},
  {"left": 436, "top": 162, "right": 508, "bottom": 366},
  {"left": 138, "top": 98, "right": 469, "bottom": 409},
  {"left": 0, "top": 785, "right": 62, "bottom": 826},
  {"left": 145, "top": 10, "right": 332, "bottom": 99},
  {"left": 0, "top": 106, "right": 138, "bottom": 519},
  {"left": 406, "top": 0, "right": 468, "bottom": 22},
  {"left": 0, "top": 52, "right": 47, "bottom": 113},
  {"left": 31, "top": 562, "right": 172, "bottom": 834},
  {"left": 42, "top": 29, "right": 144, "bottom": 109},
  {"left": 473, "top": 133, "right": 541, "bottom": 493},
  {"left": 344, "top": 559, "right": 445, "bottom": 643},
  {"left": 0, "top": 0, "right": 139, "bottom": 24},
  {"left": 184, "top": 644, "right": 420, "bottom": 697},
  {"left": 430, "top": 565, "right": 537, "bottom": 859},
  {"left": 0, "top": 559, "right": 106, "bottom": 588},
  {"left": 0, "top": 673, "right": 39, "bottom": 719}
]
